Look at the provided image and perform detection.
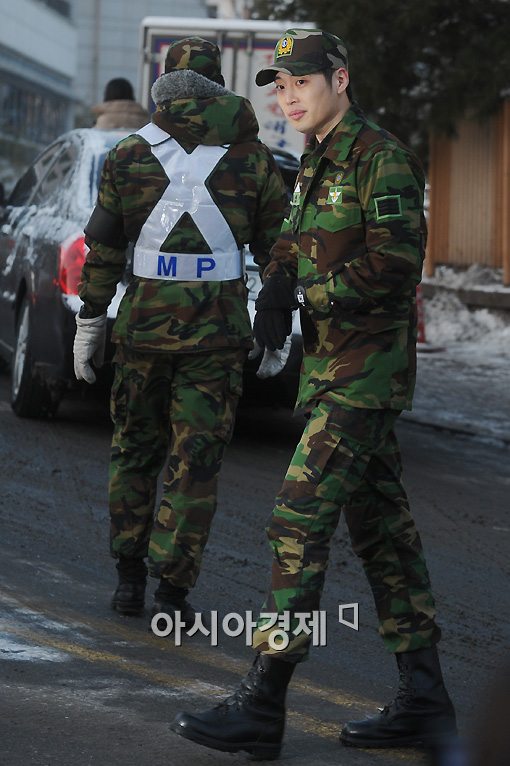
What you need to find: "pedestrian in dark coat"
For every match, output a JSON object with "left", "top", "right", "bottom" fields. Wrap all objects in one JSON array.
[{"left": 92, "top": 77, "right": 148, "bottom": 130}]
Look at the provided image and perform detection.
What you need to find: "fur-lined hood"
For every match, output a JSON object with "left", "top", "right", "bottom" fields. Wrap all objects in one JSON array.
[
  {"left": 91, "top": 99, "right": 148, "bottom": 130},
  {"left": 149, "top": 70, "right": 259, "bottom": 147},
  {"left": 151, "top": 69, "right": 229, "bottom": 104}
]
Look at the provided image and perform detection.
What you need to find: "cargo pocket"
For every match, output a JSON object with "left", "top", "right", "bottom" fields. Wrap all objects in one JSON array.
[
  {"left": 214, "top": 367, "right": 244, "bottom": 444},
  {"left": 109, "top": 363, "right": 127, "bottom": 425}
]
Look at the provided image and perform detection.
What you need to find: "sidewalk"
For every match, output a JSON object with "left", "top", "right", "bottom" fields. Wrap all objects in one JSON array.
[
  {"left": 404, "top": 267, "right": 510, "bottom": 446},
  {"left": 405, "top": 344, "right": 510, "bottom": 445}
]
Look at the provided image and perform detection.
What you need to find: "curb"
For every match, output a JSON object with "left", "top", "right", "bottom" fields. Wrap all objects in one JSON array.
[
  {"left": 400, "top": 411, "right": 510, "bottom": 447},
  {"left": 421, "top": 281, "right": 510, "bottom": 312}
]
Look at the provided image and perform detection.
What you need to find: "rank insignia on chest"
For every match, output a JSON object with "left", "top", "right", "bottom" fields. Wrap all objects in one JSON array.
[
  {"left": 292, "top": 185, "right": 301, "bottom": 207},
  {"left": 327, "top": 186, "right": 343, "bottom": 205}
]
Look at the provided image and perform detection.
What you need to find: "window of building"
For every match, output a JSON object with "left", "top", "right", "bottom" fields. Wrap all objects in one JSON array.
[
  {"left": 34, "top": 0, "right": 71, "bottom": 18},
  {"left": 0, "top": 79, "right": 69, "bottom": 146}
]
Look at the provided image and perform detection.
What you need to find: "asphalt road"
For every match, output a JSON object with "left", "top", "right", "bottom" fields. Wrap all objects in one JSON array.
[{"left": 0, "top": 371, "right": 509, "bottom": 766}]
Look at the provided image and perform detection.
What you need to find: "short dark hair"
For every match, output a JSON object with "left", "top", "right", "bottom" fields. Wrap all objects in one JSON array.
[
  {"left": 318, "top": 68, "right": 353, "bottom": 102},
  {"left": 103, "top": 78, "right": 134, "bottom": 102}
]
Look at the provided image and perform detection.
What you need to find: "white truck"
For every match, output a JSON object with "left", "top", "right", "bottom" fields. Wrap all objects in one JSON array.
[{"left": 138, "top": 17, "right": 313, "bottom": 157}]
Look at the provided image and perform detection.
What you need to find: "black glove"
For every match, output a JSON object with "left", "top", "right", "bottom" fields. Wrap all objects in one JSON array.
[
  {"left": 253, "top": 308, "right": 292, "bottom": 351},
  {"left": 254, "top": 275, "right": 296, "bottom": 351}
]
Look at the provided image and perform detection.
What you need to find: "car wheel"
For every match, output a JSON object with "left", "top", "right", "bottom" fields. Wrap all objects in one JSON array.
[{"left": 11, "top": 298, "right": 61, "bottom": 418}]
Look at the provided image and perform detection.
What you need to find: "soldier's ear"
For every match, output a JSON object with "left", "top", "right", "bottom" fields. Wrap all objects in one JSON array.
[{"left": 335, "top": 68, "right": 349, "bottom": 96}]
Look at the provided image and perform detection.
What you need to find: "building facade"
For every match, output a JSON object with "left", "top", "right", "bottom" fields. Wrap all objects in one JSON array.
[
  {"left": 70, "top": 0, "right": 208, "bottom": 126},
  {"left": 0, "top": 0, "right": 77, "bottom": 187},
  {"left": 426, "top": 100, "right": 510, "bottom": 286}
]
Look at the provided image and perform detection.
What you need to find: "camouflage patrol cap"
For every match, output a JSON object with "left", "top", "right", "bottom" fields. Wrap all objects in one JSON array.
[
  {"left": 164, "top": 36, "right": 225, "bottom": 86},
  {"left": 256, "top": 29, "right": 348, "bottom": 86}
]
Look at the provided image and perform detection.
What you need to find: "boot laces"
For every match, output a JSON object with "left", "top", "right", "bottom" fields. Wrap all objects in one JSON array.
[
  {"left": 217, "top": 663, "right": 264, "bottom": 713},
  {"left": 381, "top": 663, "right": 415, "bottom": 714}
]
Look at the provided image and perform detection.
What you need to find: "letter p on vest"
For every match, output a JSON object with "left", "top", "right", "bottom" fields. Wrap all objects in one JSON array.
[{"left": 197, "top": 257, "right": 216, "bottom": 278}]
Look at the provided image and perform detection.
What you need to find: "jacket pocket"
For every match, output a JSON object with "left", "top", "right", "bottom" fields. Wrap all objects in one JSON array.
[{"left": 314, "top": 202, "right": 362, "bottom": 233}]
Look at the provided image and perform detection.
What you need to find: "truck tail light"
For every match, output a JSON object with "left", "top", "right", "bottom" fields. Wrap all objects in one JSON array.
[{"left": 58, "top": 235, "right": 87, "bottom": 295}]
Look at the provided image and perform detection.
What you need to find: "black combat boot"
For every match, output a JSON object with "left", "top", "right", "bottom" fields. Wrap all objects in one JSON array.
[
  {"left": 171, "top": 653, "right": 296, "bottom": 759},
  {"left": 110, "top": 557, "right": 147, "bottom": 615},
  {"left": 340, "top": 646, "right": 457, "bottom": 748},
  {"left": 151, "top": 579, "right": 197, "bottom": 631}
]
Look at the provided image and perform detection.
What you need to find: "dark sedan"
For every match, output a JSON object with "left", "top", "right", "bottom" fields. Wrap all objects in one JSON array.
[
  {"left": 0, "top": 129, "right": 131, "bottom": 417},
  {"left": 0, "top": 129, "right": 300, "bottom": 418}
]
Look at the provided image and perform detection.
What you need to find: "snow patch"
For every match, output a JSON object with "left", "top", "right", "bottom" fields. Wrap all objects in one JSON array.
[
  {"left": 422, "top": 266, "right": 510, "bottom": 353},
  {"left": 424, "top": 290, "right": 510, "bottom": 350},
  {"left": 423, "top": 264, "right": 510, "bottom": 291},
  {"left": 0, "top": 635, "right": 68, "bottom": 662}
]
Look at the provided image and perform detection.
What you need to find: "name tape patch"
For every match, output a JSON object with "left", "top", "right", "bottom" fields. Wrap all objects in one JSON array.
[{"left": 374, "top": 194, "right": 402, "bottom": 221}]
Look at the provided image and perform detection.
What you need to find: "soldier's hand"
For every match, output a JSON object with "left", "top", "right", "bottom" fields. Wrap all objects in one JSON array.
[
  {"left": 248, "top": 337, "right": 292, "bottom": 377},
  {"left": 73, "top": 313, "right": 107, "bottom": 384},
  {"left": 253, "top": 308, "right": 292, "bottom": 351},
  {"left": 253, "top": 274, "right": 296, "bottom": 351}
]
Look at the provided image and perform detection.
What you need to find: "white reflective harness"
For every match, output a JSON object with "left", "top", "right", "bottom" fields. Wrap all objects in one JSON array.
[{"left": 133, "top": 122, "right": 243, "bottom": 281}]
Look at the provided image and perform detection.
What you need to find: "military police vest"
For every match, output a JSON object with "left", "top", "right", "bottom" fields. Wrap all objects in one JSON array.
[{"left": 133, "top": 123, "right": 243, "bottom": 281}]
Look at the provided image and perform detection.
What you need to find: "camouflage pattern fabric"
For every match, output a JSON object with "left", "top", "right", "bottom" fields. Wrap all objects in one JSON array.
[
  {"left": 80, "top": 70, "right": 286, "bottom": 593},
  {"left": 79, "top": 91, "right": 287, "bottom": 352},
  {"left": 256, "top": 28, "right": 348, "bottom": 86},
  {"left": 264, "top": 104, "right": 427, "bottom": 412},
  {"left": 251, "top": 401, "right": 440, "bottom": 661},
  {"left": 164, "top": 36, "right": 224, "bottom": 84},
  {"left": 109, "top": 345, "right": 245, "bottom": 587}
]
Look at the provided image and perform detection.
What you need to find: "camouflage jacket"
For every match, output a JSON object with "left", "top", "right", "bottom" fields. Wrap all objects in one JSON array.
[
  {"left": 80, "top": 73, "right": 287, "bottom": 352},
  {"left": 265, "top": 105, "right": 427, "bottom": 412}
]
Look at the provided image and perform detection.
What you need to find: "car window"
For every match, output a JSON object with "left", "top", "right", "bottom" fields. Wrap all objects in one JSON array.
[
  {"left": 8, "top": 142, "right": 65, "bottom": 207},
  {"left": 8, "top": 167, "right": 37, "bottom": 207},
  {"left": 32, "top": 142, "right": 79, "bottom": 206}
]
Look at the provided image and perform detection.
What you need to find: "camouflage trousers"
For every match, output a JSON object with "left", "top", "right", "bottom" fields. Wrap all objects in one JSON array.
[
  {"left": 109, "top": 345, "right": 245, "bottom": 588},
  {"left": 252, "top": 400, "right": 441, "bottom": 661}
]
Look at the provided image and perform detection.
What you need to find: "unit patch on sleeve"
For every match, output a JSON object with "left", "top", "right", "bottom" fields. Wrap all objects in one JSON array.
[{"left": 374, "top": 194, "right": 402, "bottom": 221}]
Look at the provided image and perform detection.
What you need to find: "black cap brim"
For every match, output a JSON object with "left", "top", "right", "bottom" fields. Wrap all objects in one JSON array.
[
  {"left": 255, "top": 63, "right": 330, "bottom": 87},
  {"left": 255, "top": 66, "right": 293, "bottom": 87}
]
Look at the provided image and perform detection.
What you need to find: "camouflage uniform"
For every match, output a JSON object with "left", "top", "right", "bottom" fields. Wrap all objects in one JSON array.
[
  {"left": 252, "top": 32, "right": 439, "bottom": 660},
  {"left": 168, "top": 33, "right": 454, "bottom": 759},
  {"left": 80, "top": 39, "right": 287, "bottom": 587}
]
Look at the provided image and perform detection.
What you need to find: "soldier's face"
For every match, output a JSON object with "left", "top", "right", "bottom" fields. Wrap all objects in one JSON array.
[{"left": 274, "top": 69, "right": 347, "bottom": 142}]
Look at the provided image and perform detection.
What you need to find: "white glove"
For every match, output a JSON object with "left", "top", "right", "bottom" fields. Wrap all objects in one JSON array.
[
  {"left": 73, "top": 313, "right": 107, "bottom": 384},
  {"left": 248, "top": 336, "right": 292, "bottom": 379}
]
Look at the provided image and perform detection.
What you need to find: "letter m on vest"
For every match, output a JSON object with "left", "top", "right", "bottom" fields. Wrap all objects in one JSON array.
[{"left": 157, "top": 254, "right": 177, "bottom": 278}]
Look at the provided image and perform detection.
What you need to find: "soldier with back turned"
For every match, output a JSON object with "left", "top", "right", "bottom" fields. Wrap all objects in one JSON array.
[{"left": 73, "top": 38, "right": 287, "bottom": 624}]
